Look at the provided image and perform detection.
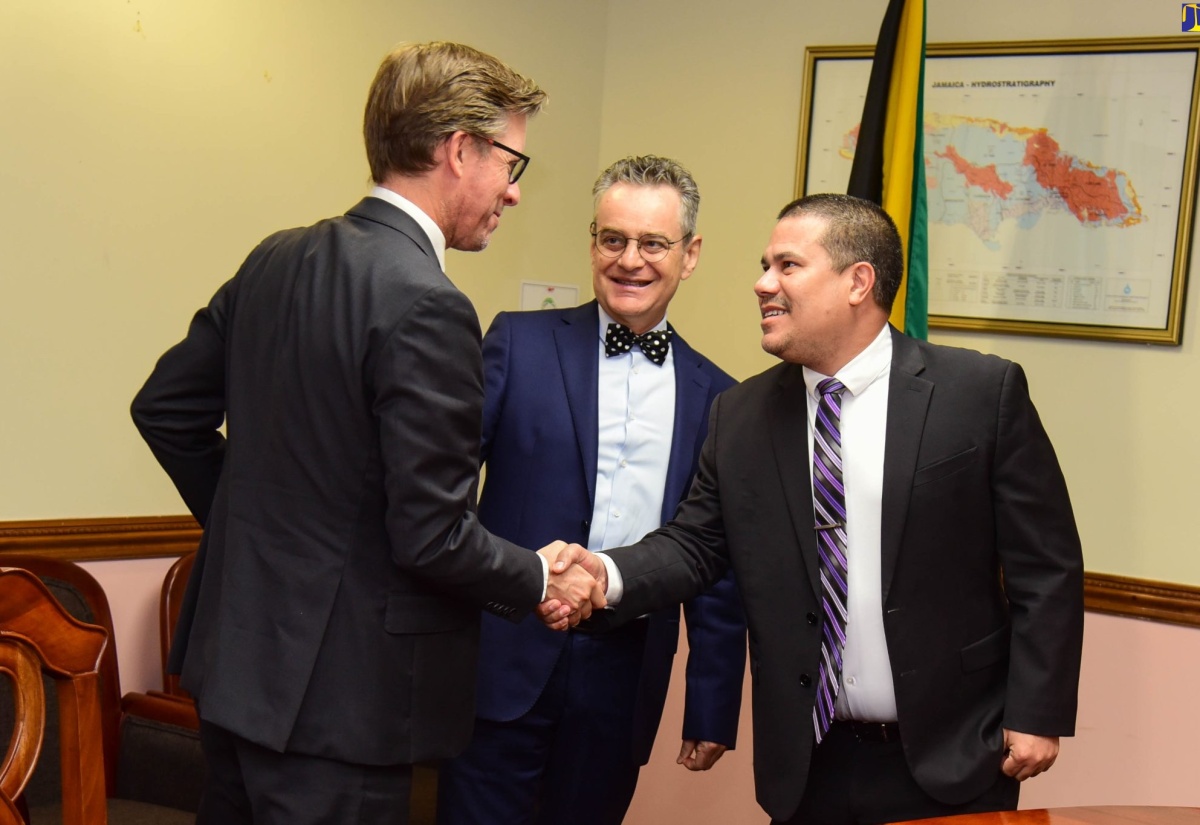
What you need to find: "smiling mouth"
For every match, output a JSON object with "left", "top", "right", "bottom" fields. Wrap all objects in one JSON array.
[
  {"left": 612, "top": 277, "right": 651, "bottom": 288},
  {"left": 761, "top": 307, "right": 787, "bottom": 319}
]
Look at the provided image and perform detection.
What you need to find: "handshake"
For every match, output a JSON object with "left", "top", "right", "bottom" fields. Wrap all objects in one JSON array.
[{"left": 535, "top": 541, "right": 609, "bottom": 631}]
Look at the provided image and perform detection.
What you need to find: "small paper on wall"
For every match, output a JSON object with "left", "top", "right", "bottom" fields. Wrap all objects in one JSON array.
[{"left": 520, "top": 281, "right": 579, "bottom": 311}]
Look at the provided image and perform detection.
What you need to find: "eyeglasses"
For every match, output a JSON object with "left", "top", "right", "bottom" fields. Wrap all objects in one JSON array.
[
  {"left": 590, "top": 223, "right": 686, "bottom": 263},
  {"left": 481, "top": 137, "right": 530, "bottom": 184}
]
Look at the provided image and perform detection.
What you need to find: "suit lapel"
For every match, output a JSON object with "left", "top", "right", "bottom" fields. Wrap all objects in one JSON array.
[
  {"left": 768, "top": 364, "right": 823, "bottom": 603},
  {"left": 555, "top": 303, "right": 601, "bottom": 506},
  {"left": 881, "top": 328, "right": 931, "bottom": 605},
  {"left": 661, "top": 332, "right": 712, "bottom": 521}
]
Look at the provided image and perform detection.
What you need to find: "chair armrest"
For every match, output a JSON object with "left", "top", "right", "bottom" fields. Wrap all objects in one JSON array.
[{"left": 121, "top": 691, "right": 199, "bottom": 731}]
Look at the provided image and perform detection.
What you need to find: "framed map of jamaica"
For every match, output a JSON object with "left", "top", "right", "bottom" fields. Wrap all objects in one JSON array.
[{"left": 796, "top": 37, "right": 1200, "bottom": 344}]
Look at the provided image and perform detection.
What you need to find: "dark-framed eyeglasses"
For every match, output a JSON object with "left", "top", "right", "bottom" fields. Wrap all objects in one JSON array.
[
  {"left": 481, "top": 136, "right": 530, "bottom": 184},
  {"left": 590, "top": 223, "right": 686, "bottom": 263}
]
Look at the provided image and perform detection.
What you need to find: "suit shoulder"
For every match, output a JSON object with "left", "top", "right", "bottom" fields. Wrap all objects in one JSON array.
[
  {"left": 244, "top": 219, "right": 329, "bottom": 262},
  {"left": 486, "top": 303, "right": 595, "bottom": 338},
  {"left": 905, "top": 335, "right": 1018, "bottom": 378},
  {"left": 727, "top": 360, "right": 791, "bottom": 398},
  {"left": 692, "top": 361, "right": 791, "bottom": 422},
  {"left": 493, "top": 306, "right": 573, "bottom": 328},
  {"left": 670, "top": 331, "right": 736, "bottom": 391},
  {"left": 292, "top": 213, "right": 463, "bottom": 327}
]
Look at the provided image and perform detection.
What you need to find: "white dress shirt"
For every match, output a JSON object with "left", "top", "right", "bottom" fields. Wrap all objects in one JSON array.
[{"left": 804, "top": 324, "right": 897, "bottom": 722}]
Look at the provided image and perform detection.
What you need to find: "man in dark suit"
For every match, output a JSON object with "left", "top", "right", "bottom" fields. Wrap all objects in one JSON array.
[
  {"left": 437, "top": 156, "right": 746, "bottom": 825},
  {"left": 552, "top": 193, "right": 1084, "bottom": 825},
  {"left": 131, "top": 42, "right": 600, "bottom": 825}
]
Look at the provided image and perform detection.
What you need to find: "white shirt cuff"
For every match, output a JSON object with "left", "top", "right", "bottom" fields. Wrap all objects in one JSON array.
[{"left": 596, "top": 551, "right": 624, "bottom": 605}]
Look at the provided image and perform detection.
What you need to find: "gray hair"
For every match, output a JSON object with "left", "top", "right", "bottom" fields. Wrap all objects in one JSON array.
[{"left": 592, "top": 155, "right": 700, "bottom": 240}]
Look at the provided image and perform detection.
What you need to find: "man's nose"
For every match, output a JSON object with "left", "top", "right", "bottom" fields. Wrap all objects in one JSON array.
[
  {"left": 618, "top": 238, "right": 646, "bottom": 268},
  {"left": 755, "top": 269, "right": 779, "bottom": 297}
]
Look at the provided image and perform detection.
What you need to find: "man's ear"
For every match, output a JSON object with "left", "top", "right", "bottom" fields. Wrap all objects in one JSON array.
[
  {"left": 679, "top": 234, "right": 702, "bottom": 281},
  {"left": 847, "top": 261, "right": 877, "bottom": 307},
  {"left": 441, "top": 131, "right": 473, "bottom": 180}
]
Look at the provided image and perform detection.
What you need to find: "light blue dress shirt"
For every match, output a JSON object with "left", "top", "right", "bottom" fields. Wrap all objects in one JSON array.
[{"left": 588, "top": 306, "right": 676, "bottom": 555}]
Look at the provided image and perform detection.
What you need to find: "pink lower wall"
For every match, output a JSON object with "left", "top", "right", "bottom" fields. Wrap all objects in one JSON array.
[
  {"left": 81, "top": 561, "right": 1200, "bottom": 816},
  {"left": 80, "top": 556, "right": 178, "bottom": 696},
  {"left": 626, "top": 612, "right": 1200, "bottom": 823},
  {"left": 1020, "top": 613, "right": 1200, "bottom": 808}
]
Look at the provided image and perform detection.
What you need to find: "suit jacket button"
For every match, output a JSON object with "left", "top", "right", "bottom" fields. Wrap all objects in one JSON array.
[
  {"left": 799, "top": 674, "right": 812, "bottom": 688},
  {"left": 806, "top": 612, "right": 817, "bottom": 625},
  {"left": 581, "top": 520, "right": 590, "bottom": 532}
]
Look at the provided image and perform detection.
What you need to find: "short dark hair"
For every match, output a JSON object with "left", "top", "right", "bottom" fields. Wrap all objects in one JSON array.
[
  {"left": 363, "top": 41, "right": 547, "bottom": 183},
  {"left": 776, "top": 194, "right": 904, "bottom": 310}
]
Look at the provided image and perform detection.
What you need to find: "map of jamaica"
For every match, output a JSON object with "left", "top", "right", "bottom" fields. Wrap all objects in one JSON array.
[{"left": 840, "top": 113, "right": 1146, "bottom": 251}]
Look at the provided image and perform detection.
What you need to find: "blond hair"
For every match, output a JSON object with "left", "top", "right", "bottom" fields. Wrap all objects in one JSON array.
[{"left": 363, "top": 41, "right": 547, "bottom": 183}]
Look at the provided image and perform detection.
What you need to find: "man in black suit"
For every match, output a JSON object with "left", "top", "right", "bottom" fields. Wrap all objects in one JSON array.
[
  {"left": 551, "top": 194, "right": 1084, "bottom": 825},
  {"left": 132, "top": 41, "right": 599, "bottom": 825}
]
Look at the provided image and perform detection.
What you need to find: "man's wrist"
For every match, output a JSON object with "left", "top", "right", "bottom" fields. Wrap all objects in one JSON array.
[{"left": 597, "top": 552, "right": 623, "bottom": 604}]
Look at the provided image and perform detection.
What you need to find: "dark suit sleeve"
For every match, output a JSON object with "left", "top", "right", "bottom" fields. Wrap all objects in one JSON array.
[
  {"left": 680, "top": 568, "right": 745, "bottom": 748},
  {"left": 678, "top": 376, "right": 746, "bottom": 749},
  {"left": 480, "top": 312, "right": 513, "bottom": 465},
  {"left": 375, "top": 286, "right": 542, "bottom": 612},
  {"left": 993, "top": 361, "right": 1084, "bottom": 735},
  {"left": 608, "top": 394, "right": 732, "bottom": 618},
  {"left": 130, "top": 280, "right": 234, "bottom": 526}
]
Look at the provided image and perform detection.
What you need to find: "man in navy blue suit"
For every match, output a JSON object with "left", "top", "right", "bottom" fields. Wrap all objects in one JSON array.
[{"left": 437, "top": 156, "right": 746, "bottom": 825}]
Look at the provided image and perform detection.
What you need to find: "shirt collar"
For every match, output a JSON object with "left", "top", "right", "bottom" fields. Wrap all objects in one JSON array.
[
  {"left": 369, "top": 185, "right": 447, "bottom": 272},
  {"left": 596, "top": 304, "right": 669, "bottom": 342},
  {"left": 803, "top": 324, "right": 892, "bottom": 399}
]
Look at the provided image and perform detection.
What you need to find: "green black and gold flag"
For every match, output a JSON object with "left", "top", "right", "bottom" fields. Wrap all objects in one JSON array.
[{"left": 847, "top": 0, "right": 928, "bottom": 339}]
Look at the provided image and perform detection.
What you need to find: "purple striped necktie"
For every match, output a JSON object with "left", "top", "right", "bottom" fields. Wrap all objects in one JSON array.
[{"left": 812, "top": 377, "right": 848, "bottom": 743}]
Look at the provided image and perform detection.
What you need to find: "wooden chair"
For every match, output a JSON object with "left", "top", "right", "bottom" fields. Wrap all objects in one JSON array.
[
  {"left": 0, "top": 555, "right": 122, "bottom": 800},
  {"left": 0, "top": 633, "right": 47, "bottom": 825},
  {"left": 0, "top": 566, "right": 109, "bottom": 825},
  {"left": 157, "top": 554, "right": 194, "bottom": 699},
  {"left": 0, "top": 555, "right": 201, "bottom": 823}
]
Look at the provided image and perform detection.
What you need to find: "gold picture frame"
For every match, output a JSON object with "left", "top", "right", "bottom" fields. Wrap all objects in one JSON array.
[{"left": 796, "top": 37, "right": 1200, "bottom": 344}]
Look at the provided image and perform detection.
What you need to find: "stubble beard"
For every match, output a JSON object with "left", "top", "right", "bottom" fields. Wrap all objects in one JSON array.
[{"left": 762, "top": 329, "right": 825, "bottom": 368}]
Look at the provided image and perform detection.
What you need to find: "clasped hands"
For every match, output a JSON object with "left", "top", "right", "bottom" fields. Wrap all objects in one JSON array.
[{"left": 535, "top": 541, "right": 608, "bottom": 630}]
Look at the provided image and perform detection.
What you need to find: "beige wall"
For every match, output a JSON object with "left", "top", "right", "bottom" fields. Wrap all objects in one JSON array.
[{"left": 1, "top": 0, "right": 603, "bottom": 519}]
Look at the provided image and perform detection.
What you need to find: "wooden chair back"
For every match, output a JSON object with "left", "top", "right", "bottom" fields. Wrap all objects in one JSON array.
[
  {"left": 158, "top": 554, "right": 195, "bottom": 698},
  {"left": 0, "top": 566, "right": 109, "bottom": 825},
  {"left": 0, "top": 554, "right": 123, "bottom": 797},
  {"left": 0, "top": 634, "right": 45, "bottom": 825}
]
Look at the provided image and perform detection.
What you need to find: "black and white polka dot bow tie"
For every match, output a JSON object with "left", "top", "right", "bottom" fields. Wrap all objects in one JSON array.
[{"left": 604, "top": 322, "right": 673, "bottom": 366}]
